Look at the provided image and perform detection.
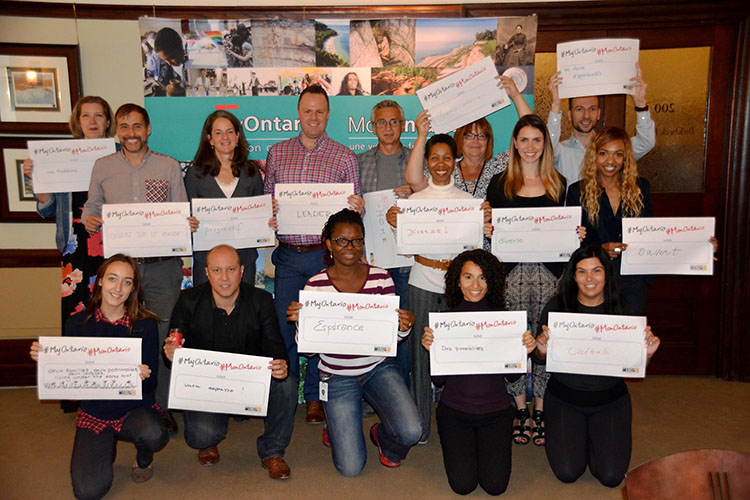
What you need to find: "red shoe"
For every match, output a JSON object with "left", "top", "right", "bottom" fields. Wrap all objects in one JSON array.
[
  {"left": 322, "top": 426, "right": 331, "bottom": 448},
  {"left": 369, "top": 423, "right": 400, "bottom": 468}
]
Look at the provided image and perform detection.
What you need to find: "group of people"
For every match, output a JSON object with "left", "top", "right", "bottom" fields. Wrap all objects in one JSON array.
[{"left": 26, "top": 67, "right": 672, "bottom": 499}]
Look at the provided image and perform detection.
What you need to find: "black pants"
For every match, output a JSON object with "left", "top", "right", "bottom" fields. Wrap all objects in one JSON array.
[
  {"left": 544, "top": 389, "right": 632, "bottom": 487},
  {"left": 436, "top": 403, "right": 514, "bottom": 496}
]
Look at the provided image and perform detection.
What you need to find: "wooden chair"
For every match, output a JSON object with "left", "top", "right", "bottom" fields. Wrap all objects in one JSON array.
[{"left": 625, "top": 449, "right": 750, "bottom": 500}]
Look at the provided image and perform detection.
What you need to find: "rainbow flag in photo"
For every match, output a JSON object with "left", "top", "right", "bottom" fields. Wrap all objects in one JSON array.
[{"left": 204, "top": 31, "right": 224, "bottom": 46}]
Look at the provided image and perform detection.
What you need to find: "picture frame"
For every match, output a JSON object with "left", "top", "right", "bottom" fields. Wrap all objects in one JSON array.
[
  {"left": 0, "top": 43, "right": 81, "bottom": 133},
  {"left": 0, "top": 137, "right": 53, "bottom": 222}
]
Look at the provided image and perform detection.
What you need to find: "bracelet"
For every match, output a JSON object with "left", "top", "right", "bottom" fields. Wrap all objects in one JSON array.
[{"left": 634, "top": 105, "right": 649, "bottom": 112}]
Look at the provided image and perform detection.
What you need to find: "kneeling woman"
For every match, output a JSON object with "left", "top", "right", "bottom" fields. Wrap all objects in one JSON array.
[
  {"left": 30, "top": 254, "right": 168, "bottom": 500},
  {"left": 534, "top": 246, "right": 660, "bottom": 487},
  {"left": 422, "top": 249, "right": 536, "bottom": 495},
  {"left": 287, "top": 209, "right": 422, "bottom": 476}
]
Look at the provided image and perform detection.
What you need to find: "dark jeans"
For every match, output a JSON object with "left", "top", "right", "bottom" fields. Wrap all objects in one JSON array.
[
  {"left": 544, "top": 388, "right": 632, "bottom": 487},
  {"left": 389, "top": 266, "right": 411, "bottom": 386},
  {"left": 70, "top": 407, "right": 167, "bottom": 500},
  {"left": 271, "top": 245, "right": 326, "bottom": 402},
  {"left": 183, "top": 374, "right": 297, "bottom": 460},
  {"left": 436, "top": 403, "right": 514, "bottom": 496}
]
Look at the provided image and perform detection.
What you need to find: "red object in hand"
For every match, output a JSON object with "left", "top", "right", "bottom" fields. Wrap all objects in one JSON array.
[{"left": 168, "top": 328, "right": 183, "bottom": 346}]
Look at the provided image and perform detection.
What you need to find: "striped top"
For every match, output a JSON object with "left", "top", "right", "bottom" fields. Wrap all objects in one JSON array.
[{"left": 302, "top": 265, "right": 408, "bottom": 377}]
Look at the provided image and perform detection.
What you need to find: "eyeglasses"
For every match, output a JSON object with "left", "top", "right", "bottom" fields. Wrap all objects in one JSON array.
[
  {"left": 463, "top": 133, "right": 489, "bottom": 141},
  {"left": 331, "top": 237, "right": 365, "bottom": 248},
  {"left": 375, "top": 118, "right": 402, "bottom": 128}
]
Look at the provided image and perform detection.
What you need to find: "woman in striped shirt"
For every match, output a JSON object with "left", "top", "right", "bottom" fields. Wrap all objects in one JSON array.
[{"left": 286, "top": 209, "right": 421, "bottom": 477}]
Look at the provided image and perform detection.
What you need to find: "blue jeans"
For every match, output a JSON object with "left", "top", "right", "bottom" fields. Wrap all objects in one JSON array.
[
  {"left": 138, "top": 258, "right": 183, "bottom": 408},
  {"left": 70, "top": 407, "right": 167, "bottom": 500},
  {"left": 323, "top": 360, "right": 422, "bottom": 477},
  {"left": 271, "top": 245, "right": 326, "bottom": 402},
  {"left": 389, "top": 266, "right": 412, "bottom": 386},
  {"left": 182, "top": 374, "right": 297, "bottom": 460}
]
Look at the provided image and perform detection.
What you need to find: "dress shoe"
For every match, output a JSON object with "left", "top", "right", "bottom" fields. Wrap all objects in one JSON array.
[
  {"left": 369, "top": 423, "right": 400, "bottom": 467},
  {"left": 261, "top": 456, "right": 291, "bottom": 480},
  {"left": 161, "top": 410, "right": 179, "bottom": 434},
  {"left": 306, "top": 401, "right": 325, "bottom": 424},
  {"left": 131, "top": 460, "right": 154, "bottom": 483},
  {"left": 197, "top": 446, "right": 220, "bottom": 466}
]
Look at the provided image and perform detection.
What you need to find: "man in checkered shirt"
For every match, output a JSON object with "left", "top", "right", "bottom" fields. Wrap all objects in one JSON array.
[
  {"left": 83, "top": 103, "right": 192, "bottom": 433},
  {"left": 263, "top": 85, "right": 363, "bottom": 423}
]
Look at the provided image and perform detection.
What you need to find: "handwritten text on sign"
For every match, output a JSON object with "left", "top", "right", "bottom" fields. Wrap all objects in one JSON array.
[
  {"left": 169, "top": 348, "right": 272, "bottom": 416},
  {"left": 621, "top": 217, "right": 715, "bottom": 276},
  {"left": 556, "top": 38, "right": 639, "bottom": 99},
  {"left": 491, "top": 206, "right": 581, "bottom": 263},
  {"left": 192, "top": 194, "right": 274, "bottom": 251},
  {"left": 37, "top": 336, "right": 142, "bottom": 400},
  {"left": 102, "top": 202, "right": 192, "bottom": 258},
  {"left": 297, "top": 290, "right": 400, "bottom": 357},
  {"left": 275, "top": 183, "right": 354, "bottom": 235},
  {"left": 29, "top": 138, "right": 116, "bottom": 193},
  {"left": 417, "top": 57, "right": 510, "bottom": 134},
  {"left": 396, "top": 198, "right": 483, "bottom": 254},
  {"left": 428, "top": 311, "right": 528, "bottom": 376},
  {"left": 546, "top": 312, "right": 647, "bottom": 378},
  {"left": 362, "top": 190, "right": 413, "bottom": 269}
]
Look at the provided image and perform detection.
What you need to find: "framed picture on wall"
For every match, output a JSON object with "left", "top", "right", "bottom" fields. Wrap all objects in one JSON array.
[
  {"left": 0, "top": 43, "right": 81, "bottom": 133},
  {"left": 0, "top": 137, "right": 54, "bottom": 222}
]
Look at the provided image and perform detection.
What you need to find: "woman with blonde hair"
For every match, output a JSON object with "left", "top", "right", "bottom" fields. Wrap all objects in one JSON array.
[
  {"left": 485, "top": 114, "right": 572, "bottom": 447},
  {"left": 565, "top": 126, "right": 651, "bottom": 315}
]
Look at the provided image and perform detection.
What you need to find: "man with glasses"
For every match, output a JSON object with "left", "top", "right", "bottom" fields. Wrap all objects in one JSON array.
[{"left": 357, "top": 100, "right": 413, "bottom": 385}]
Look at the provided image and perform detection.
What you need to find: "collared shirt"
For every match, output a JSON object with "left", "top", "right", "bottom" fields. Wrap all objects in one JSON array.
[
  {"left": 82, "top": 148, "right": 187, "bottom": 224},
  {"left": 75, "top": 403, "right": 162, "bottom": 435},
  {"left": 94, "top": 308, "right": 131, "bottom": 328},
  {"left": 357, "top": 144, "right": 411, "bottom": 194},
  {"left": 547, "top": 110, "right": 656, "bottom": 186},
  {"left": 263, "top": 133, "right": 360, "bottom": 246}
]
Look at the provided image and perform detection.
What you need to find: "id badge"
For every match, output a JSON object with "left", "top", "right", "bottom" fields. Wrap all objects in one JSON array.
[{"left": 319, "top": 381, "right": 328, "bottom": 402}]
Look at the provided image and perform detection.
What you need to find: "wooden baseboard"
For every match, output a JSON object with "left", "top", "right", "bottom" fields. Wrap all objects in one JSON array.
[{"left": 0, "top": 339, "right": 36, "bottom": 386}]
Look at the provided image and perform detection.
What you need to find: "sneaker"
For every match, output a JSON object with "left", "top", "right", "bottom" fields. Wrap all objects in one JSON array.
[
  {"left": 369, "top": 423, "right": 400, "bottom": 468},
  {"left": 131, "top": 460, "right": 153, "bottom": 483},
  {"left": 322, "top": 426, "right": 331, "bottom": 448}
]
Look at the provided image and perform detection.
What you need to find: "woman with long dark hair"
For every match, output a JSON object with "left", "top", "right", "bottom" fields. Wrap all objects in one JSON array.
[
  {"left": 422, "top": 249, "right": 535, "bottom": 495},
  {"left": 287, "top": 209, "right": 420, "bottom": 476},
  {"left": 184, "top": 110, "right": 275, "bottom": 285},
  {"left": 534, "top": 245, "right": 660, "bottom": 487},
  {"left": 30, "top": 254, "right": 167, "bottom": 499}
]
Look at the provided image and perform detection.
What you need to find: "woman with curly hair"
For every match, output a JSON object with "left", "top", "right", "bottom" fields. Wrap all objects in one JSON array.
[
  {"left": 184, "top": 110, "right": 276, "bottom": 285},
  {"left": 485, "top": 114, "right": 572, "bottom": 447},
  {"left": 422, "top": 249, "right": 535, "bottom": 495},
  {"left": 565, "top": 126, "right": 651, "bottom": 315}
]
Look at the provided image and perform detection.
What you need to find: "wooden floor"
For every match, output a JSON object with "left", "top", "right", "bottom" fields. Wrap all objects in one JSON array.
[{"left": 1, "top": 376, "right": 749, "bottom": 500}]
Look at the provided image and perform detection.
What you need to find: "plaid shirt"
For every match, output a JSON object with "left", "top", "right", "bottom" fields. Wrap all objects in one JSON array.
[
  {"left": 264, "top": 133, "right": 360, "bottom": 245},
  {"left": 94, "top": 308, "right": 131, "bottom": 328},
  {"left": 357, "top": 144, "right": 411, "bottom": 194},
  {"left": 75, "top": 403, "right": 162, "bottom": 435}
]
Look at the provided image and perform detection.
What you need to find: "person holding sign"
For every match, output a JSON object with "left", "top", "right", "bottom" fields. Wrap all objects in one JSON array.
[
  {"left": 263, "top": 85, "right": 364, "bottom": 424},
  {"left": 386, "top": 116, "right": 475, "bottom": 444},
  {"left": 164, "top": 245, "right": 296, "bottom": 479},
  {"left": 534, "top": 245, "right": 660, "bottom": 487},
  {"left": 546, "top": 64, "right": 655, "bottom": 185},
  {"left": 565, "top": 127, "right": 652, "bottom": 315},
  {"left": 286, "top": 209, "right": 421, "bottom": 477},
  {"left": 30, "top": 254, "right": 167, "bottom": 499},
  {"left": 22, "top": 96, "right": 115, "bottom": 413},
  {"left": 421, "top": 249, "right": 536, "bottom": 495},
  {"left": 485, "top": 114, "right": 569, "bottom": 447},
  {"left": 184, "top": 110, "right": 276, "bottom": 286}
]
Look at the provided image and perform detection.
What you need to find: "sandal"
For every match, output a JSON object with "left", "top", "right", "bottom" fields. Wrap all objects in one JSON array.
[
  {"left": 513, "top": 408, "right": 531, "bottom": 445},
  {"left": 531, "top": 410, "right": 545, "bottom": 447}
]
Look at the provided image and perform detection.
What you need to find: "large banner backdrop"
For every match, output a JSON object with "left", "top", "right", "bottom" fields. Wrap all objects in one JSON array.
[{"left": 140, "top": 16, "right": 537, "bottom": 162}]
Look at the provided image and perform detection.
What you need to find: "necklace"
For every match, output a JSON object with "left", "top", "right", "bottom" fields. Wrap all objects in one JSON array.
[{"left": 457, "top": 160, "right": 485, "bottom": 197}]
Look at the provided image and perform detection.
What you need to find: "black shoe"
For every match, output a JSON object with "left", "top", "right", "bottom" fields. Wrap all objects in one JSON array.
[{"left": 162, "top": 410, "right": 178, "bottom": 434}]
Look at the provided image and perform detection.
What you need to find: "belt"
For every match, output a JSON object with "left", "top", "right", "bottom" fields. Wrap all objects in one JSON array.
[
  {"left": 415, "top": 255, "right": 452, "bottom": 271},
  {"left": 134, "top": 256, "right": 175, "bottom": 264},
  {"left": 278, "top": 241, "right": 326, "bottom": 252}
]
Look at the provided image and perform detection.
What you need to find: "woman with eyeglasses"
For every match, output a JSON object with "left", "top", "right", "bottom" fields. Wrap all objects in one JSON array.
[{"left": 286, "top": 209, "right": 421, "bottom": 477}]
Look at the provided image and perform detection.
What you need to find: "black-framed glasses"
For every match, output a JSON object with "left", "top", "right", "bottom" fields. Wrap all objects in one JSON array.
[
  {"left": 331, "top": 237, "right": 365, "bottom": 248},
  {"left": 375, "top": 118, "right": 402, "bottom": 128},
  {"left": 463, "top": 133, "right": 489, "bottom": 141}
]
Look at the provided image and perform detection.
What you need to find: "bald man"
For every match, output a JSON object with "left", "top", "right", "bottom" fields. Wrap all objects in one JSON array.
[{"left": 165, "top": 245, "right": 296, "bottom": 479}]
